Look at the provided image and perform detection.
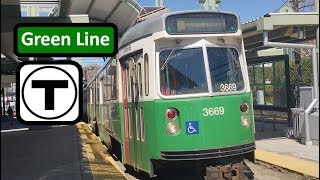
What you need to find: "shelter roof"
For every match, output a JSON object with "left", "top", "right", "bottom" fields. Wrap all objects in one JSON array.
[{"left": 241, "top": 12, "right": 319, "bottom": 53}]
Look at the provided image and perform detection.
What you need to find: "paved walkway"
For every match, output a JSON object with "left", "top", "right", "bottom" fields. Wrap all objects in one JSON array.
[
  {"left": 254, "top": 121, "right": 319, "bottom": 178},
  {"left": 1, "top": 116, "right": 29, "bottom": 132},
  {"left": 1, "top": 119, "right": 126, "bottom": 180},
  {"left": 1, "top": 124, "right": 82, "bottom": 180}
]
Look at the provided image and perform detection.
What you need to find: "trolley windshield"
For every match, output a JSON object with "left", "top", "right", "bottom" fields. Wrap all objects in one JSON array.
[
  {"left": 207, "top": 47, "right": 244, "bottom": 92},
  {"left": 160, "top": 48, "right": 208, "bottom": 95},
  {"left": 159, "top": 47, "right": 244, "bottom": 96}
]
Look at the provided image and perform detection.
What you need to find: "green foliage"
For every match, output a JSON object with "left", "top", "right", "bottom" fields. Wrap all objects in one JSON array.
[
  {"left": 249, "top": 58, "right": 313, "bottom": 87},
  {"left": 289, "top": 57, "right": 313, "bottom": 86},
  {"left": 274, "top": 61, "right": 285, "bottom": 84},
  {"left": 248, "top": 58, "right": 313, "bottom": 108},
  {"left": 253, "top": 65, "right": 264, "bottom": 84},
  {"left": 251, "top": 62, "right": 286, "bottom": 85}
]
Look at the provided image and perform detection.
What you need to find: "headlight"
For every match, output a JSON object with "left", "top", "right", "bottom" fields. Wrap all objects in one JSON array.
[
  {"left": 241, "top": 115, "right": 249, "bottom": 128},
  {"left": 166, "top": 122, "right": 179, "bottom": 135}
]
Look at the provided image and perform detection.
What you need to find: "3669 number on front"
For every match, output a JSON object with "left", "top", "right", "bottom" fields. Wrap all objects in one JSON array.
[
  {"left": 220, "top": 83, "right": 236, "bottom": 92},
  {"left": 203, "top": 107, "right": 225, "bottom": 116}
]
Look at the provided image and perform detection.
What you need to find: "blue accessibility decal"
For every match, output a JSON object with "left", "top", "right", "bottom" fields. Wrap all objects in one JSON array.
[{"left": 185, "top": 121, "right": 199, "bottom": 135}]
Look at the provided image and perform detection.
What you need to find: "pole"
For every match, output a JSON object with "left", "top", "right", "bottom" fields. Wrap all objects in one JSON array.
[
  {"left": 294, "top": 51, "right": 301, "bottom": 108},
  {"left": 311, "top": 48, "right": 319, "bottom": 107}
]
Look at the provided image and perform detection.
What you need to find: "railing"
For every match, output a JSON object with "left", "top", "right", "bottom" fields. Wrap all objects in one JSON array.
[
  {"left": 290, "top": 108, "right": 305, "bottom": 139},
  {"left": 254, "top": 109, "right": 288, "bottom": 132},
  {"left": 263, "top": 31, "right": 318, "bottom": 145}
]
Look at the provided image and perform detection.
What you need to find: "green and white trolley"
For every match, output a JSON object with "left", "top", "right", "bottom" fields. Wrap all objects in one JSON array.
[{"left": 85, "top": 10, "right": 255, "bottom": 179}]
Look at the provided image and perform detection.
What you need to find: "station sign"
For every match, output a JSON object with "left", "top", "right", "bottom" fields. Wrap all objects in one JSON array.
[
  {"left": 17, "top": 61, "right": 82, "bottom": 124},
  {"left": 14, "top": 23, "right": 118, "bottom": 57}
]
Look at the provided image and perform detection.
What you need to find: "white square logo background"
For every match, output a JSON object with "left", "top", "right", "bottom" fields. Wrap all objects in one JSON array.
[{"left": 18, "top": 62, "right": 82, "bottom": 124}]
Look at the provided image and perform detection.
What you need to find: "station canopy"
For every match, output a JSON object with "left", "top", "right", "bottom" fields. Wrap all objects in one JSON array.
[
  {"left": 241, "top": 12, "right": 319, "bottom": 58},
  {"left": 1, "top": 0, "right": 144, "bottom": 84}
]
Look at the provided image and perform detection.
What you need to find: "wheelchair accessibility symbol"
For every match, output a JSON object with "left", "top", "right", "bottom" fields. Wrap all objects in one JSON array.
[{"left": 185, "top": 121, "right": 199, "bottom": 135}]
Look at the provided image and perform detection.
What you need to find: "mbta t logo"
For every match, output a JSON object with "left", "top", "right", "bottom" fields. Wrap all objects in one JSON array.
[{"left": 17, "top": 61, "right": 82, "bottom": 124}]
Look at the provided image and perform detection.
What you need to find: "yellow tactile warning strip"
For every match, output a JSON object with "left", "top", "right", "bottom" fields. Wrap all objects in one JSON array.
[
  {"left": 76, "top": 122, "right": 127, "bottom": 180},
  {"left": 255, "top": 149, "right": 319, "bottom": 178}
]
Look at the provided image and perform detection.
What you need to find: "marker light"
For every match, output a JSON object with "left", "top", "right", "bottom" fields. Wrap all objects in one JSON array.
[
  {"left": 166, "top": 122, "right": 179, "bottom": 135},
  {"left": 241, "top": 115, "right": 249, "bottom": 128},
  {"left": 240, "top": 103, "right": 248, "bottom": 114},
  {"left": 166, "top": 108, "right": 177, "bottom": 120}
]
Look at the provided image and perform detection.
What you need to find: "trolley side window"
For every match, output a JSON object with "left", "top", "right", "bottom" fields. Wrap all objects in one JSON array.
[
  {"left": 123, "top": 52, "right": 143, "bottom": 99},
  {"left": 99, "top": 76, "right": 103, "bottom": 104},
  {"left": 207, "top": 47, "right": 244, "bottom": 92},
  {"left": 103, "top": 66, "right": 108, "bottom": 102},
  {"left": 138, "top": 63, "right": 142, "bottom": 97},
  {"left": 111, "top": 59, "right": 118, "bottom": 100},
  {"left": 126, "top": 67, "right": 131, "bottom": 99},
  {"left": 144, "top": 53, "right": 149, "bottom": 96},
  {"left": 106, "top": 59, "right": 118, "bottom": 101},
  {"left": 93, "top": 80, "right": 96, "bottom": 105},
  {"left": 98, "top": 69, "right": 105, "bottom": 104},
  {"left": 96, "top": 79, "right": 100, "bottom": 104},
  {"left": 90, "top": 87, "right": 93, "bottom": 104}
]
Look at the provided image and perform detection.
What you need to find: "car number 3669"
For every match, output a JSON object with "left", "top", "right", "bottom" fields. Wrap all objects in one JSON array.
[{"left": 203, "top": 107, "right": 225, "bottom": 116}]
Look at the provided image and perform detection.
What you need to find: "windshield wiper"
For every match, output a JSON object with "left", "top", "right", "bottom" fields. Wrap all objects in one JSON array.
[
  {"left": 160, "top": 48, "right": 177, "bottom": 71},
  {"left": 218, "top": 37, "right": 240, "bottom": 68},
  {"left": 160, "top": 40, "right": 182, "bottom": 71}
]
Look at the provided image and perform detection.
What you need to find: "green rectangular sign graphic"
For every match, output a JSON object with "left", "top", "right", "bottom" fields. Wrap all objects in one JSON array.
[{"left": 14, "top": 24, "right": 118, "bottom": 57}]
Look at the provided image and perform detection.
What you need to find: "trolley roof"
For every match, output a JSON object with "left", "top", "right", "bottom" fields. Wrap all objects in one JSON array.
[{"left": 119, "top": 10, "right": 240, "bottom": 49}]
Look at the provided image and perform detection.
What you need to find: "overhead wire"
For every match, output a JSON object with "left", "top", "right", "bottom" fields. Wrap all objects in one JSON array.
[{"left": 273, "top": 0, "right": 289, "bottom": 12}]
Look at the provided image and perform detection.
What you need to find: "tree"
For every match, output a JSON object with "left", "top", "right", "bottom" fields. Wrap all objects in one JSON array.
[
  {"left": 290, "top": 0, "right": 316, "bottom": 12},
  {"left": 83, "top": 64, "right": 101, "bottom": 83},
  {"left": 289, "top": 57, "right": 313, "bottom": 86}
]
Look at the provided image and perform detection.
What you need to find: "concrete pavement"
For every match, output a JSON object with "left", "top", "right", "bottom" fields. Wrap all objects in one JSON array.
[
  {"left": 1, "top": 125, "right": 82, "bottom": 180},
  {"left": 1, "top": 121, "right": 126, "bottom": 180},
  {"left": 254, "top": 121, "right": 319, "bottom": 178}
]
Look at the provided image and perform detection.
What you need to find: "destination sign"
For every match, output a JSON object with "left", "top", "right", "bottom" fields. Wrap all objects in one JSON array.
[{"left": 165, "top": 13, "right": 238, "bottom": 34}]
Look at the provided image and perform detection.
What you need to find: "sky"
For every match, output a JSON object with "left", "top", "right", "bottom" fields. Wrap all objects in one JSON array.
[
  {"left": 139, "top": 0, "right": 287, "bottom": 23},
  {"left": 27, "top": 0, "right": 288, "bottom": 66}
]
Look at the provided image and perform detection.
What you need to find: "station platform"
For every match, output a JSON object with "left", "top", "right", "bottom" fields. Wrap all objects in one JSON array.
[
  {"left": 2, "top": 116, "right": 319, "bottom": 179},
  {"left": 75, "top": 122, "right": 127, "bottom": 179},
  {"left": 254, "top": 121, "right": 319, "bottom": 178},
  {"left": 1, "top": 118, "right": 126, "bottom": 180}
]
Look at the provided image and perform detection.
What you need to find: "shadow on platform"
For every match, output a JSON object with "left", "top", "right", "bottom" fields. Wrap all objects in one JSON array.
[{"left": 254, "top": 120, "right": 290, "bottom": 140}]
